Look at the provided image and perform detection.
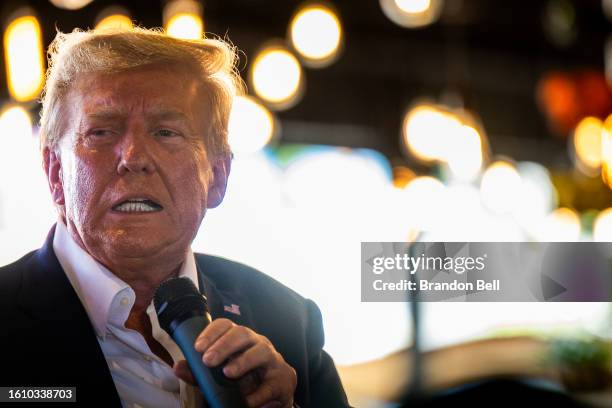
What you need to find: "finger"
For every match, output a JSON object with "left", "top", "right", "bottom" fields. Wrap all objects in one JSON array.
[
  {"left": 203, "top": 326, "right": 260, "bottom": 367},
  {"left": 236, "top": 369, "right": 262, "bottom": 396},
  {"left": 222, "top": 342, "right": 276, "bottom": 379},
  {"left": 173, "top": 360, "right": 196, "bottom": 385},
  {"left": 194, "top": 318, "right": 235, "bottom": 353},
  {"left": 251, "top": 364, "right": 297, "bottom": 408},
  {"left": 244, "top": 381, "right": 282, "bottom": 408}
]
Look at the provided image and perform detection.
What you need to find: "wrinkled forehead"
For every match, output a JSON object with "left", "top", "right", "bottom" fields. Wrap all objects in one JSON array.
[{"left": 71, "top": 65, "right": 205, "bottom": 114}]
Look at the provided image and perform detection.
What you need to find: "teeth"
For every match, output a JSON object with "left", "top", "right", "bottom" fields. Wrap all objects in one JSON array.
[{"left": 114, "top": 201, "right": 159, "bottom": 213}]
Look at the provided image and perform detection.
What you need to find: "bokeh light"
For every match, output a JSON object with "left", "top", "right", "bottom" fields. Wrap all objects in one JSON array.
[
  {"left": 446, "top": 125, "right": 483, "bottom": 181},
  {"left": 0, "top": 105, "right": 32, "bottom": 141},
  {"left": 95, "top": 7, "right": 133, "bottom": 31},
  {"left": 602, "top": 114, "right": 612, "bottom": 188},
  {"left": 251, "top": 46, "right": 303, "bottom": 110},
  {"left": 164, "top": 0, "right": 203, "bottom": 40},
  {"left": 283, "top": 147, "right": 391, "bottom": 210},
  {"left": 396, "top": 0, "right": 431, "bottom": 13},
  {"left": 535, "top": 207, "right": 582, "bottom": 242},
  {"left": 3, "top": 14, "right": 45, "bottom": 102},
  {"left": 400, "top": 176, "right": 446, "bottom": 232},
  {"left": 604, "top": 0, "right": 612, "bottom": 22},
  {"left": 536, "top": 72, "right": 580, "bottom": 135},
  {"left": 228, "top": 96, "right": 276, "bottom": 156},
  {"left": 0, "top": 105, "right": 56, "bottom": 265},
  {"left": 402, "top": 104, "right": 459, "bottom": 162},
  {"left": 593, "top": 208, "right": 612, "bottom": 241},
  {"left": 513, "top": 162, "right": 558, "bottom": 237},
  {"left": 289, "top": 4, "right": 343, "bottom": 67},
  {"left": 402, "top": 103, "right": 484, "bottom": 181},
  {"left": 606, "top": 34, "right": 612, "bottom": 86},
  {"left": 49, "top": 0, "right": 93, "bottom": 10},
  {"left": 573, "top": 116, "right": 603, "bottom": 174},
  {"left": 480, "top": 161, "right": 522, "bottom": 214},
  {"left": 542, "top": 0, "right": 577, "bottom": 48},
  {"left": 380, "top": 0, "right": 444, "bottom": 28},
  {"left": 392, "top": 165, "right": 417, "bottom": 188}
]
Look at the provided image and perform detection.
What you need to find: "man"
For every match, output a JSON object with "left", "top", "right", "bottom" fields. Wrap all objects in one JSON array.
[{"left": 0, "top": 27, "right": 350, "bottom": 407}]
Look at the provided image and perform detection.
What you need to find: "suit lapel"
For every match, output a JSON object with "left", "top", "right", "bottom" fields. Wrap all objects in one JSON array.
[
  {"left": 19, "top": 226, "right": 93, "bottom": 322},
  {"left": 17, "top": 225, "right": 121, "bottom": 405},
  {"left": 195, "top": 258, "right": 254, "bottom": 329}
]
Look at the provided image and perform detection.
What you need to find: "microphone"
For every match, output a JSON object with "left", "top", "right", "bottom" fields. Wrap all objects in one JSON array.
[{"left": 154, "top": 277, "right": 247, "bottom": 408}]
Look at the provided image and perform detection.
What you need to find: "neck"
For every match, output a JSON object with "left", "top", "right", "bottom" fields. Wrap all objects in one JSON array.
[
  {"left": 121, "top": 263, "right": 182, "bottom": 314},
  {"left": 109, "top": 253, "right": 187, "bottom": 314},
  {"left": 63, "top": 219, "right": 189, "bottom": 312}
]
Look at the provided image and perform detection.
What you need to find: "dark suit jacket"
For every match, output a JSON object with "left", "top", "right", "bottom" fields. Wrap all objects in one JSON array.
[{"left": 0, "top": 226, "right": 350, "bottom": 407}]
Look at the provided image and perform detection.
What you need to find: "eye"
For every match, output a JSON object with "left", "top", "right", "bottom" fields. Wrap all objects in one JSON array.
[
  {"left": 89, "top": 129, "right": 115, "bottom": 138},
  {"left": 154, "top": 128, "right": 180, "bottom": 138}
]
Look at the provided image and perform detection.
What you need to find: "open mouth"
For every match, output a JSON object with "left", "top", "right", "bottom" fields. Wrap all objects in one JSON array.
[{"left": 112, "top": 198, "right": 163, "bottom": 213}]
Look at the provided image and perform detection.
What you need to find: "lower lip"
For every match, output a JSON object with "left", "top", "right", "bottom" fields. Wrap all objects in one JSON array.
[{"left": 110, "top": 209, "right": 163, "bottom": 216}]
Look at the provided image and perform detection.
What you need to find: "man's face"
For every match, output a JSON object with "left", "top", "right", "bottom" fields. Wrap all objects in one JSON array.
[{"left": 44, "top": 65, "right": 229, "bottom": 268}]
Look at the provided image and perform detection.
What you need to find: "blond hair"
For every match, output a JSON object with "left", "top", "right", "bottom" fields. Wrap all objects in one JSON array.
[{"left": 39, "top": 27, "right": 243, "bottom": 156}]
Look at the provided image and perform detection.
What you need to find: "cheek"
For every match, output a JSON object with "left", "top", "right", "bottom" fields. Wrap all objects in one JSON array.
[
  {"left": 175, "top": 161, "right": 211, "bottom": 216},
  {"left": 196, "top": 160, "right": 214, "bottom": 203},
  {"left": 63, "top": 156, "right": 106, "bottom": 221}
]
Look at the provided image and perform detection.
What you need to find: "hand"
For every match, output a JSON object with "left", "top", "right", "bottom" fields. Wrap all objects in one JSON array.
[{"left": 173, "top": 318, "right": 297, "bottom": 408}]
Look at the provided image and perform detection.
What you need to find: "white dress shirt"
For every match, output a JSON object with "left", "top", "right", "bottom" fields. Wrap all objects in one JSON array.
[{"left": 52, "top": 221, "right": 204, "bottom": 408}]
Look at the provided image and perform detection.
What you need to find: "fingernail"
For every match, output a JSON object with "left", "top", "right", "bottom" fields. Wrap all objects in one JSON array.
[
  {"left": 203, "top": 350, "right": 217, "bottom": 365},
  {"left": 194, "top": 340, "right": 205, "bottom": 351},
  {"left": 223, "top": 365, "right": 233, "bottom": 377},
  {"left": 196, "top": 335, "right": 210, "bottom": 349}
]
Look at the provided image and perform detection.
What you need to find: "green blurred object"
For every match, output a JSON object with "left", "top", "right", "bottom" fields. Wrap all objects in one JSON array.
[{"left": 548, "top": 338, "right": 611, "bottom": 392}]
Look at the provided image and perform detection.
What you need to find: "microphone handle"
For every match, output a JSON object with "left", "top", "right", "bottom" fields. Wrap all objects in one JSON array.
[{"left": 172, "top": 316, "right": 247, "bottom": 408}]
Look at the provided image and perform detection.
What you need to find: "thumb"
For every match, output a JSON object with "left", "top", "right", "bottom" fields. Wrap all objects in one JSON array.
[{"left": 173, "top": 360, "right": 196, "bottom": 385}]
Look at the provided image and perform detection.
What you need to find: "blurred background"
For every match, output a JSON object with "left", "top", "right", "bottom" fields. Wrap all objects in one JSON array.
[{"left": 0, "top": 0, "right": 611, "bottom": 406}]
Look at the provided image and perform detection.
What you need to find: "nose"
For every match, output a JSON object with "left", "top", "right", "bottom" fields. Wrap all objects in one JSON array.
[{"left": 116, "top": 129, "right": 156, "bottom": 175}]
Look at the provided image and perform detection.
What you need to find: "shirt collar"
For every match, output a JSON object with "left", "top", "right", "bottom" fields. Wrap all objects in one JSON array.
[{"left": 52, "top": 220, "right": 200, "bottom": 339}]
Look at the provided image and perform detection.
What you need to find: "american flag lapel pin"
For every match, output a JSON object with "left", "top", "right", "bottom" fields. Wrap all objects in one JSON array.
[{"left": 223, "top": 303, "right": 241, "bottom": 316}]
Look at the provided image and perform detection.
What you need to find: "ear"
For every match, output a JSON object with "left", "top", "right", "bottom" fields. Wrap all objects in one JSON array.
[
  {"left": 43, "top": 147, "right": 65, "bottom": 206},
  {"left": 206, "top": 154, "right": 231, "bottom": 209}
]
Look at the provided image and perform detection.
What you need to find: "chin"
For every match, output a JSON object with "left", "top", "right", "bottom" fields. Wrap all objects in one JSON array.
[
  {"left": 98, "top": 231, "right": 164, "bottom": 255},
  {"left": 110, "top": 239, "right": 162, "bottom": 257}
]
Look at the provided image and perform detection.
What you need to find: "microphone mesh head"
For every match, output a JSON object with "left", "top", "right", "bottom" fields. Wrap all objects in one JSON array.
[{"left": 154, "top": 277, "right": 207, "bottom": 334}]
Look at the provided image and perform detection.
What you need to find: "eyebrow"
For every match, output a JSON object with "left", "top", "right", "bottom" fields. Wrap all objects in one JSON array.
[
  {"left": 146, "top": 109, "right": 196, "bottom": 134},
  {"left": 83, "top": 108, "right": 192, "bottom": 124},
  {"left": 146, "top": 109, "right": 192, "bottom": 123}
]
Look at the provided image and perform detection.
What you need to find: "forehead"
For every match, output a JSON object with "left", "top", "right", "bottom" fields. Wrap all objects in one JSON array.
[{"left": 67, "top": 65, "right": 206, "bottom": 117}]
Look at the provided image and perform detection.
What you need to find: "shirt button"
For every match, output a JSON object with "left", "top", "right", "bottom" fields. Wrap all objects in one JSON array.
[
  {"left": 144, "top": 355, "right": 152, "bottom": 362},
  {"left": 120, "top": 297, "right": 129, "bottom": 306}
]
